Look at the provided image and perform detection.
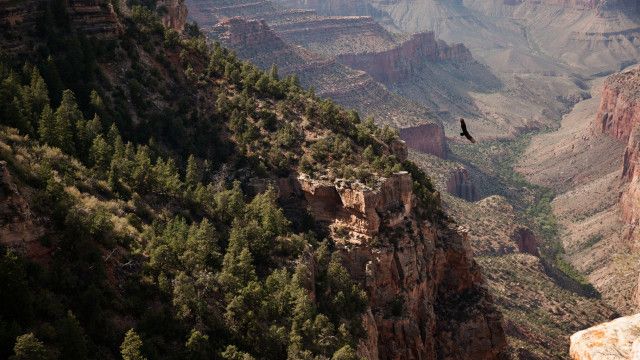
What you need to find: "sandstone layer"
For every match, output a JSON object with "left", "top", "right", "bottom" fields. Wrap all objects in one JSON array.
[{"left": 336, "top": 32, "right": 472, "bottom": 84}]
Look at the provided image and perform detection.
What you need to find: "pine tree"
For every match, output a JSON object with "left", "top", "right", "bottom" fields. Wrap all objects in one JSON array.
[
  {"left": 85, "top": 113, "right": 103, "bottom": 141},
  {"left": 269, "top": 64, "right": 279, "bottom": 80},
  {"left": 185, "top": 154, "right": 201, "bottom": 188},
  {"left": 12, "top": 333, "right": 48, "bottom": 360},
  {"left": 28, "top": 67, "right": 50, "bottom": 120},
  {"left": 38, "top": 104, "right": 56, "bottom": 145},
  {"left": 90, "top": 135, "right": 111, "bottom": 172},
  {"left": 54, "top": 90, "right": 83, "bottom": 154},
  {"left": 120, "top": 329, "right": 146, "bottom": 360},
  {"left": 185, "top": 329, "right": 210, "bottom": 360},
  {"left": 56, "top": 311, "right": 88, "bottom": 360}
]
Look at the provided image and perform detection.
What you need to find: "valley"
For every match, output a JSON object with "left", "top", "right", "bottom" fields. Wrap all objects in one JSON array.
[{"left": 183, "top": 0, "right": 640, "bottom": 358}]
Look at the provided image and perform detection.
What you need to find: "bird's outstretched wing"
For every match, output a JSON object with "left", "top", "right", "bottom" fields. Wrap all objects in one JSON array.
[{"left": 459, "top": 118, "right": 476, "bottom": 143}]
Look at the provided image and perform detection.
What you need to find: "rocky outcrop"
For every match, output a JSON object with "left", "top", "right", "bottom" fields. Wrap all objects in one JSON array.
[
  {"left": 157, "top": 0, "right": 188, "bottom": 32},
  {"left": 570, "top": 313, "right": 640, "bottom": 359},
  {"left": 399, "top": 123, "right": 447, "bottom": 159},
  {"left": 336, "top": 32, "right": 472, "bottom": 84},
  {"left": 68, "top": 0, "right": 121, "bottom": 38},
  {"left": 212, "top": 18, "right": 288, "bottom": 52},
  {"left": 278, "top": 171, "right": 507, "bottom": 359},
  {"left": 594, "top": 68, "right": 640, "bottom": 142},
  {"left": 511, "top": 227, "right": 539, "bottom": 256},
  {"left": 446, "top": 168, "right": 478, "bottom": 202},
  {"left": 293, "top": 172, "right": 414, "bottom": 240}
]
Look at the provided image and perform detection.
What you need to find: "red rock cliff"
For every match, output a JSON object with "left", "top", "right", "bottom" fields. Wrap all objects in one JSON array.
[
  {"left": 595, "top": 68, "right": 640, "bottom": 242},
  {"left": 278, "top": 172, "right": 507, "bottom": 359},
  {"left": 399, "top": 123, "right": 448, "bottom": 159},
  {"left": 336, "top": 32, "right": 472, "bottom": 84}
]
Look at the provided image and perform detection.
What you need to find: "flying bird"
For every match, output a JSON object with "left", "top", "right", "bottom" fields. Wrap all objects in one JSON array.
[{"left": 459, "top": 118, "right": 476, "bottom": 143}]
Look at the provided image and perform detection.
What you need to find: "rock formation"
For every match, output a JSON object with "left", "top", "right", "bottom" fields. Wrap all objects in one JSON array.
[
  {"left": 399, "top": 124, "right": 447, "bottom": 159},
  {"left": 510, "top": 227, "right": 539, "bottom": 256},
  {"left": 277, "top": 171, "right": 508, "bottom": 359},
  {"left": 445, "top": 168, "right": 478, "bottom": 202},
  {"left": 336, "top": 32, "right": 472, "bottom": 84},
  {"left": 157, "top": 0, "right": 188, "bottom": 32},
  {"left": 570, "top": 313, "right": 640, "bottom": 360},
  {"left": 595, "top": 67, "right": 640, "bottom": 243}
]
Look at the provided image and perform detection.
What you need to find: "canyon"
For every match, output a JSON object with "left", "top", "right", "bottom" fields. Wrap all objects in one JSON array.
[{"left": 185, "top": 0, "right": 640, "bottom": 357}]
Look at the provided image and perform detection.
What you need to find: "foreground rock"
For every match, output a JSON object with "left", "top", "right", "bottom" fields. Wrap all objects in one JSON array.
[{"left": 570, "top": 313, "right": 640, "bottom": 360}]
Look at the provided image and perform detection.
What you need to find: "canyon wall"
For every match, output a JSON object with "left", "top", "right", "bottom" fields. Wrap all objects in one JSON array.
[
  {"left": 446, "top": 168, "right": 478, "bottom": 202},
  {"left": 336, "top": 32, "right": 472, "bottom": 84},
  {"left": 595, "top": 68, "right": 640, "bottom": 242},
  {"left": 399, "top": 124, "right": 447, "bottom": 159},
  {"left": 277, "top": 172, "right": 507, "bottom": 359}
]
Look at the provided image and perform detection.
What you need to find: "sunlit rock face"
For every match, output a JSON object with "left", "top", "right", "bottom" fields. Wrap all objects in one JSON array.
[
  {"left": 570, "top": 313, "right": 640, "bottom": 360},
  {"left": 596, "top": 68, "right": 640, "bottom": 244}
]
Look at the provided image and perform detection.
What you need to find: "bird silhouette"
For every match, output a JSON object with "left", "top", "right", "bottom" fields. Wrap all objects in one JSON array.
[{"left": 460, "top": 118, "right": 476, "bottom": 143}]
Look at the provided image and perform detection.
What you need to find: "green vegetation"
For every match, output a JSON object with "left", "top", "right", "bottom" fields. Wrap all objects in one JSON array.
[
  {"left": 0, "top": 0, "right": 444, "bottom": 358},
  {"left": 450, "top": 134, "right": 596, "bottom": 294}
]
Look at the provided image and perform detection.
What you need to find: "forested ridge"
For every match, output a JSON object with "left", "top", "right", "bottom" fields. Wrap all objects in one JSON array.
[{"left": 0, "top": 0, "right": 440, "bottom": 359}]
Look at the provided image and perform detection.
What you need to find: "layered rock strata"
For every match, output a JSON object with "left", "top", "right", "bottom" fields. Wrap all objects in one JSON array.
[
  {"left": 336, "top": 32, "right": 472, "bottom": 84},
  {"left": 595, "top": 68, "right": 640, "bottom": 242},
  {"left": 276, "top": 171, "right": 508, "bottom": 359}
]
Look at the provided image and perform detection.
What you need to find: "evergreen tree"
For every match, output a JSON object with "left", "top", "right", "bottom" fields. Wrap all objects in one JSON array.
[
  {"left": 185, "top": 329, "right": 209, "bottom": 360},
  {"left": 90, "top": 135, "right": 111, "bottom": 172},
  {"left": 85, "top": 113, "right": 103, "bottom": 141},
  {"left": 27, "top": 67, "right": 50, "bottom": 121},
  {"left": 56, "top": 311, "right": 88, "bottom": 360},
  {"left": 54, "top": 90, "right": 83, "bottom": 154},
  {"left": 12, "top": 333, "right": 48, "bottom": 360},
  {"left": 185, "top": 154, "right": 201, "bottom": 188},
  {"left": 38, "top": 104, "right": 56, "bottom": 145},
  {"left": 120, "top": 329, "right": 146, "bottom": 360}
]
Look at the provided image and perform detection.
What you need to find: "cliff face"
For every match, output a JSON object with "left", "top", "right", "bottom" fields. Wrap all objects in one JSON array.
[
  {"left": 278, "top": 172, "right": 507, "bottom": 359},
  {"left": 596, "top": 68, "right": 640, "bottom": 242},
  {"left": 0, "top": 0, "right": 121, "bottom": 55},
  {"left": 594, "top": 69, "right": 640, "bottom": 142},
  {"left": 336, "top": 32, "right": 472, "bottom": 84},
  {"left": 157, "top": 0, "right": 188, "bottom": 31},
  {"left": 399, "top": 124, "right": 447, "bottom": 159},
  {"left": 446, "top": 168, "right": 478, "bottom": 202},
  {"left": 622, "top": 127, "right": 640, "bottom": 243}
]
